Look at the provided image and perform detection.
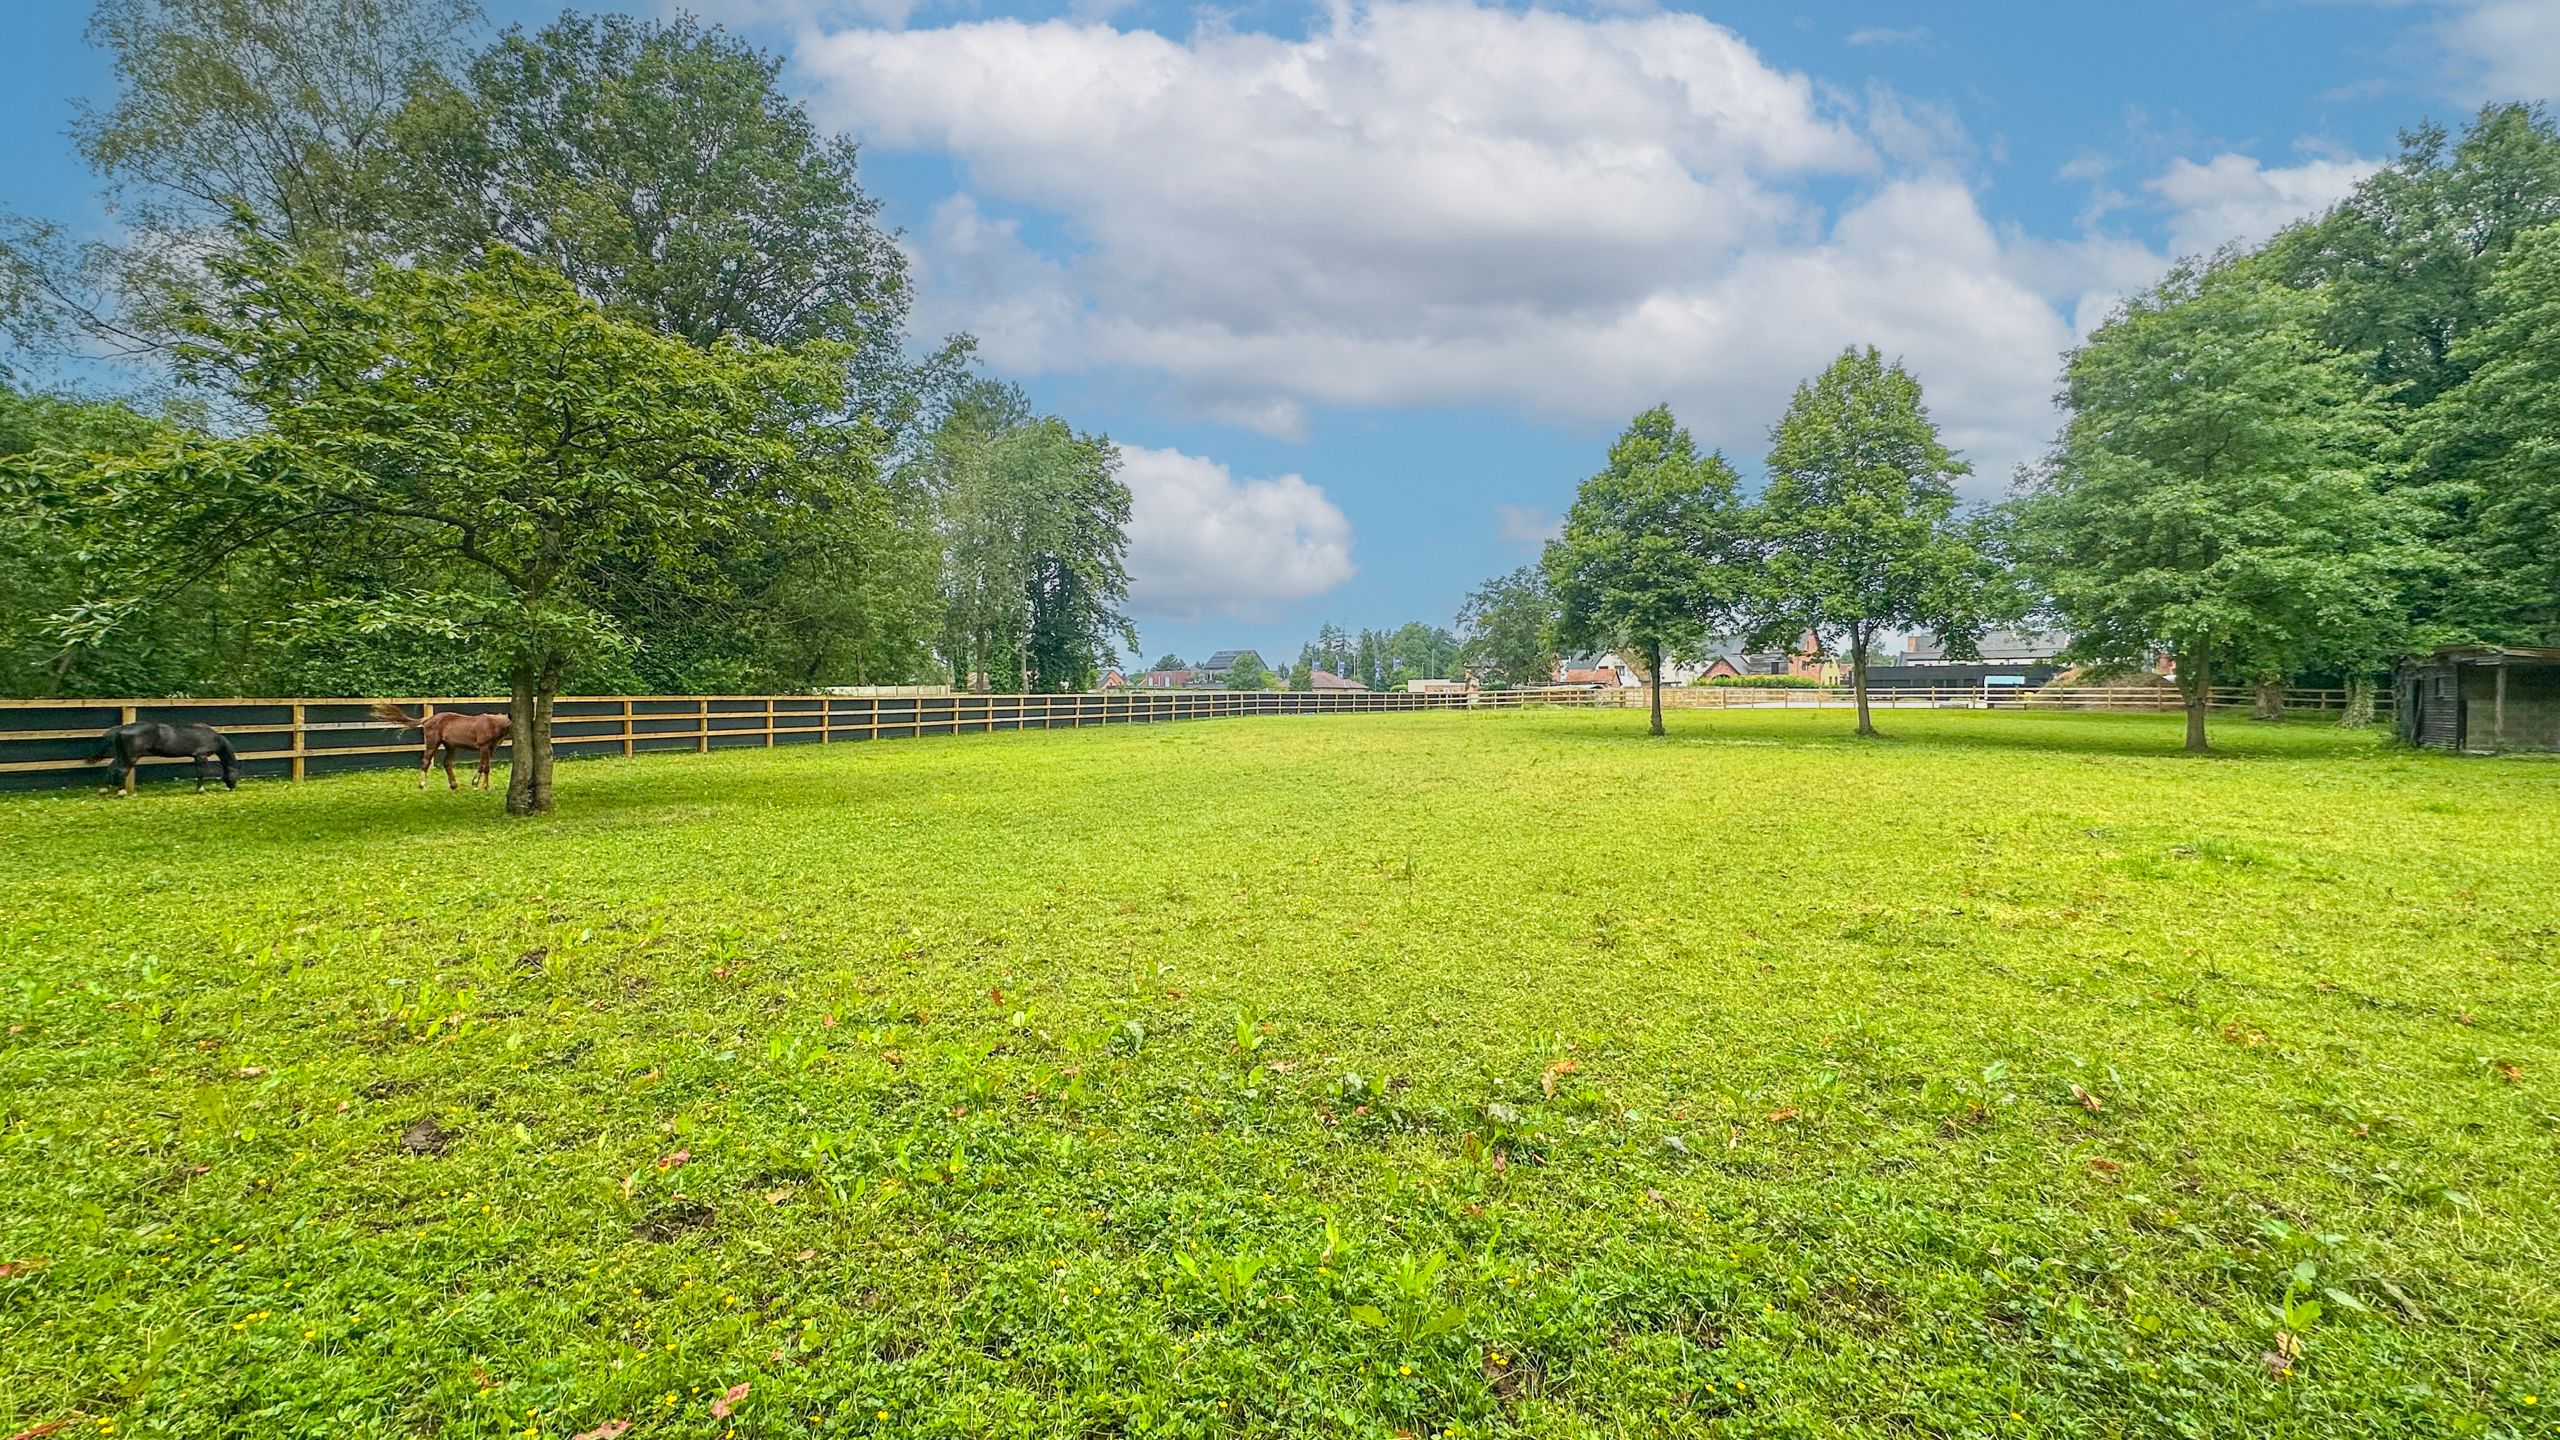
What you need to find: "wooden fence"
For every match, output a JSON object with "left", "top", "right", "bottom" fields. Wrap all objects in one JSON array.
[
  {"left": 1614, "top": 683, "right": 2380, "bottom": 712},
  {"left": 0, "top": 686, "right": 1604, "bottom": 792},
  {"left": 0, "top": 681, "right": 2384, "bottom": 792}
]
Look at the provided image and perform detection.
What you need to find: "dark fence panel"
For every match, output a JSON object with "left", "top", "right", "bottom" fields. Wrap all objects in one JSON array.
[{"left": 0, "top": 688, "right": 1592, "bottom": 792}]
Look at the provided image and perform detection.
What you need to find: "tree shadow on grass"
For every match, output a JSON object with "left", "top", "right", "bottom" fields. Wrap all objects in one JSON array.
[{"left": 1536, "top": 708, "right": 2398, "bottom": 764}]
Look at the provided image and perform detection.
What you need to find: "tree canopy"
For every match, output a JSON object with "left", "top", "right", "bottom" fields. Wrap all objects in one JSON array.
[
  {"left": 1545, "top": 406, "right": 1752, "bottom": 736},
  {"left": 20, "top": 234, "right": 871, "bottom": 811},
  {"left": 1757, "top": 346, "right": 1990, "bottom": 737},
  {"left": 2012, "top": 258, "right": 2420, "bottom": 751}
]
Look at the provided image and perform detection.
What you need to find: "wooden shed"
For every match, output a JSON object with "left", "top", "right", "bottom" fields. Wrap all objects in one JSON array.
[{"left": 2396, "top": 646, "right": 2560, "bottom": 753}]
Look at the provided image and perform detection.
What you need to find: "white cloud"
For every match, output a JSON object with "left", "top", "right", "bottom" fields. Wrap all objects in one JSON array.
[
  {"left": 2435, "top": 0, "right": 2560, "bottom": 103},
  {"left": 797, "top": 1, "right": 2196, "bottom": 484},
  {"left": 2147, "top": 152, "right": 2376, "bottom": 259},
  {"left": 1493, "top": 503, "right": 1561, "bottom": 543},
  {"left": 1845, "top": 26, "right": 1928, "bottom": 48},
  {"left": 1118, "top": 444, "right": 1356, "bottom": 621}
]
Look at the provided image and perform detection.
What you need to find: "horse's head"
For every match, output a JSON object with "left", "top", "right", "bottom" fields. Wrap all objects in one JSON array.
[{"left": 220, "top": 750, "right": 240, "bottom": 789}]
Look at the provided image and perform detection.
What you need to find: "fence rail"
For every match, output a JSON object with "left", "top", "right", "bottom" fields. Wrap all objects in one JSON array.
[
  {"left": 0, "top": 686, "right": 1604, "bottom": 792},
  {"left": 1614, "top": 684, "right": 2379, "bottom": 712},
  {"left": 0, "top": 681, "right": 2382, "bottom": 792}
]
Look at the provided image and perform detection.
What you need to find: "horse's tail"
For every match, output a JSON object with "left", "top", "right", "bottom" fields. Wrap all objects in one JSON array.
[{"left": 371, "top": 700, "right": 427, "bottom": 731}]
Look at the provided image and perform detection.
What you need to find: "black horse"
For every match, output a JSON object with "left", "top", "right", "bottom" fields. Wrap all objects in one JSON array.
[{"left": 86, "top": 721, "right": 238, "bottom": 793}]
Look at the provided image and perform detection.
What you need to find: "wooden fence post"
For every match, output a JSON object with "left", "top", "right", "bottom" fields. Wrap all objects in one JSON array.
[
  {"left": 291, "top": 702, "right": 307, "bottom": 781},
  {"left": 765, "top": 696, "right": 776, "bottom": 747},
  {"left": 623, "top": 698, "right": 635, "bottom": 758},
  {"left": 698, "top": 698, "right": 709, "bottom": 753}
]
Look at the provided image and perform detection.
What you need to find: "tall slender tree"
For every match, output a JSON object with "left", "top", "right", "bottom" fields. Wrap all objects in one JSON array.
[
  {"left": 1545, "top": 406, "right": 1753, "bottom": 736},
  {"left": 1756, "top": 347, "right": 1988, "bottom": 737}
]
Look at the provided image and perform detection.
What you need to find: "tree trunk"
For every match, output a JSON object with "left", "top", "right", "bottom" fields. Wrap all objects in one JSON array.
[
  {"left": 504, "top": 655, "right": 561, "bottom": 817},
  {"left": 1851, "top": 639, "right": 1876, "bottom": 738},
  {"left": 2252, "top": 677, "right": 2285, "bottom": 722},
  {"left": 2339, "top": 676, "right": 2376, "bottom": 729},
  {"left": 2178, "top": 649, "right": 2211, "bottom": 754},
  {"left": 1647, "top": 640, "right": 1665, "bottom": 737}
]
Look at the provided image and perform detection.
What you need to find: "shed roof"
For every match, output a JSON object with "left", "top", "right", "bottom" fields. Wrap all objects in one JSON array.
[{"left": 2423, "top": 645, "right": 2560, "bottom": 664}]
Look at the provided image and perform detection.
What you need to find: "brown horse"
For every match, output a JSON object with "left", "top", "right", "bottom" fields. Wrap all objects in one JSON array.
[{"left": 372, "top": 701, "right": 512, "bottom": 791}]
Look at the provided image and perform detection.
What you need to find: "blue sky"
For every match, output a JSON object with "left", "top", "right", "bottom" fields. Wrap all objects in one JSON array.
[{"left": 6, "top": 0, "right": 2557, "bottom": 670}]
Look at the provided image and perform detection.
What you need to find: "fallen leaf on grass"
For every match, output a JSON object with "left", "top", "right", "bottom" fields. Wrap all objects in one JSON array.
[
  {"left": 881, "top": 1049, "right": 904, "bottom": 1067},
  {"left": 2220, "top": 1022, "right": 2269, "bottom": 1049},
  {"left": 656, "top": 1149, "right": 690, "bottom": 1171},
  {"left": 1539, "top": 1059, "right": 1580, "bottom": 1098},
  {"left": 2088, "top": 1157, "right": 2122, "bottom": 1174},
  {"left": 238, "top": 1066, "right": 267, "bottom": 1078},
  {"left": 8, "top": 1420, "right": 71, "bottom": 1440},
  {"left": 570, "top": 1423, "right": 630, "bottom": 1440},
  {"left": 1765, "top": 1108, "right": 1800, "bottom": 1124},
  {"left": 0, "top": 1259, "right": 45, "bottom": 1279},
  {"left": 709, "top": 1383, "right": 750, "bottom": 1418},
  {"left": 794, "top": 1249, "right": 816, "bottom": 1261},
  {"left": 2070, "top": 1083, "right": 2103, "bottom": 1113},
  {"left": 2493, "top": 1061, "right": 2523, "bottom": 1083},
  {"left": 764, "top": 1187, "right": 795, "bottom": 1206}
]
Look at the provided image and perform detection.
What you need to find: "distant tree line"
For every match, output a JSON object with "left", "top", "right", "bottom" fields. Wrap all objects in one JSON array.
[
  {"left": 0, "top": 0, "right": 1136, "bottom": 812},
  {"left": 1458, "top": 103, "right": 2560, "bottom": 752}
]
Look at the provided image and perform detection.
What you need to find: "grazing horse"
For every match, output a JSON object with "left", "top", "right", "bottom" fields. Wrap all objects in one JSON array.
[
  {"left": 86, "top": 721, "right": 237, "bottom": 793},
  {"left": 372, "top": 701, "right": 512, "bottom": 791}
]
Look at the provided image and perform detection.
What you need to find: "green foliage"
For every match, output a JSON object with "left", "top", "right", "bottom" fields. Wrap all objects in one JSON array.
[
  {"left": 387, "top": 12, "right": 907, "bottom": 358},
  {"left": 1457, "top": 565, "right": 1557, "bottom": 688},
  {"left": 1757, "top": 346, "right": 1989, "bottom": 735},
  {"left": 22, "top": 233, "right": 870, "bottom": 811},
  {"left": 2275, "top": 104, "right": 2560, "bottom": 413},
  {"left": 1222, "top": 652, "right": 1273, "bottom": 690},
  {"left": 0, "top": 708, "right": 2550, "bottom": 1436},
  {"left": 2013, "top": 258, "right": 2423, "bottom": 750},
  {"left": 1545, "top": 406, "right": 1752, "bottom": 733},
  {"left": 931, "top": 381, "right": 1134, "bottom": 693},
  {"left": 2409, "top": 222, "right": 2560, "bottom": 643},
  {"left": 73, "top": 0, "right": 481, "bottom": 255}
]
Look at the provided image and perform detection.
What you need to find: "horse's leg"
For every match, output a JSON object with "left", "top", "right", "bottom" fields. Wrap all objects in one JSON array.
[
  {"left": 418, "top": 737, "right": 434, "bottom": 791},
  {"left": 443, "top": 743, "right": 460, "bottom": 791},
  {"left": 475, "top": 742, "right": 494, "bottom": 790},
  {"left": 194, "top": 750, "right": 213, "bottom": 793}
]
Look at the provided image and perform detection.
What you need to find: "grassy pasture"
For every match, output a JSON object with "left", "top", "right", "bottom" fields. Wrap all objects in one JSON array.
[{"left": 1, "top": 707, "right": 2554, "bottom": 1439}]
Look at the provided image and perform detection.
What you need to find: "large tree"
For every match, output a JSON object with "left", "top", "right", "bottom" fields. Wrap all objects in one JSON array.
[
  {"left": 932, "top": 381, "right": 1134, "bottom": 692},
  {"left": 2410, "top": 222, "right": 2560, "bottom": 644},
  {"left": 2012, "top": 257, "right": 2419, "bottom": 753},
  {"left": 24, "top": 236, "right": 870, "bottom": 813},
  {"left": 1456, "top": 566, "right": 1558, "bottom": 688},
  {"left": 1756, "top": 347, "right": 1989, "bottom": 737},
  {"left": 1545, "top": 406, "right": 1753, "bottom": 736}
]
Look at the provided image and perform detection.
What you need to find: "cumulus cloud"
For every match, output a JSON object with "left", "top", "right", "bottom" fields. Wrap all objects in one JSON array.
[
  {"left": 797, "top": 0, "right": 2199, "bottom": 484},
  {"left": 2147, "top": 152, "right": 2376, "bottom": 259},
  {"left": 1845, "top": 26, "right": 1929, "bottom": 48},
  {"left": 1118, "top": 445, "right": 1356, "bottom": 622},
  {"left": 2435, "top": 0, "right": 2560, "bottom": 103}
]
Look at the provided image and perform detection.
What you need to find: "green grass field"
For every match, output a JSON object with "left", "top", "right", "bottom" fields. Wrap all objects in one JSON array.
[{"left": 2, "top": 708, "right": 2554, "bottom": 1439}]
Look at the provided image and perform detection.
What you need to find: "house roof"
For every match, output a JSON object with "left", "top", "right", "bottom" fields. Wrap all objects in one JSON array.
[
  {"left": 1201, "top": 649, "right": 1254, "bottom": 670},
  {"left": 2427, "top": 645, "right": 2560, "bottom": 664},
  {"left": 1308, "top": 668, "right": 1364, "bottom": 690}
]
